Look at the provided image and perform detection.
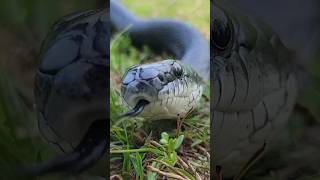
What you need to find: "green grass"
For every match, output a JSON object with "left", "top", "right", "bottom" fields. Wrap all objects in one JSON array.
[
  {"left": 0, "top": 68, "right": 57, "bottom": 179},
  {"left": 120, "top": 0, "right": 210, "bottom": 38},
  {"left": 110, "top": 0, "right": 210, "bottom": 179}
]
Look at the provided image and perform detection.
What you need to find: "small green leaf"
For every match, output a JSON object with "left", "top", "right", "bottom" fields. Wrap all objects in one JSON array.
[
  {"left": 130, "top": 153, "right": 144, "bottom": 180},
  {"left": 161, "top": 132, "right": 169, "bottom": 141},
  {"left": 147, "top": 162, "right": 159, "bottom": 180},
  {"left": 122, "top": 152, "right": 131, "bottom": 173},
  {"left": 175, "top": 135, "right": 184, "bottom": 149},
  {"left": 170, "top": 151, "right": 177, "bottom": 165},
  {"left": 167, "top": 139, "right": 176, "bottom": 153},
  {"left": 160, "top": 138, "right": 168, "bottom": 145}
]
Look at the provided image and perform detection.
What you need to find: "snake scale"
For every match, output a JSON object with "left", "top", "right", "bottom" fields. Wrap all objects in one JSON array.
[{"left": 29, "top": 0, "right": 298, "bottom": 178}]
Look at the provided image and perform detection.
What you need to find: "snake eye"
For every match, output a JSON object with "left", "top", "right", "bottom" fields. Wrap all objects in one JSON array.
[
  {"left": 158, "top": 74, "right": 164, "bottom": 81},
  {"left": 213, "top": 20, "right": 232, "bottom": 49},
  {"left": 212, "top": 6, "right": 233, "bottom": 53}
]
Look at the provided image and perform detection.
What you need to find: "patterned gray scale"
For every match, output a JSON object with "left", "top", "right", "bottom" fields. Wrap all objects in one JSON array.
[{"left": 212, "top": 2, "right": 298, "bottom": 176}]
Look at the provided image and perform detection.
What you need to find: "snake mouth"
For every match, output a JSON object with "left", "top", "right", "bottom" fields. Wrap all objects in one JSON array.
[{"left": 119, "top": 99, "right": 150, "bottom": 117}]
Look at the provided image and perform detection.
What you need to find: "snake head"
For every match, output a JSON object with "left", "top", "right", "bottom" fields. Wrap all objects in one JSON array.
[
  {"left": 121, "top": 59, "right": 203, "bottom": 120},
  {"left": 34, "top": 9, "right": 108, "bottom": 153}
]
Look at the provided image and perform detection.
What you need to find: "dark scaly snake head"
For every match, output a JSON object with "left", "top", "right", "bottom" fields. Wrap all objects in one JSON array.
[
  {"left": 32, "top": 9, "right": 108, "bottom": 176},
  {"left": 121, "top": 59, "right": 203, "bottom": 120},
  {"left": 211, "top": 2, "right": 297, "bottom": 177},
  {"left": 35, "top": 9, "right": 108, "bottom": 153},
  {"left": 211, "top": 2, "right": 291, "bottom": 111}
]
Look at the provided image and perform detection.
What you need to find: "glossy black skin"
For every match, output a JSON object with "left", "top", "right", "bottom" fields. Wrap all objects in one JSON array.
[{"left": 33, "top": 9, "right": 108, "bottom": 175}]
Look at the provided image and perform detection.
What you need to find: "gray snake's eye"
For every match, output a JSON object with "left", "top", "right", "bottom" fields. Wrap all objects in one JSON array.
[
  {"left": 158, "top": 74, "right": 165, "bottom": 81},
  {"left": 212, "top": 6, "right": 233, "bottom": 54}
]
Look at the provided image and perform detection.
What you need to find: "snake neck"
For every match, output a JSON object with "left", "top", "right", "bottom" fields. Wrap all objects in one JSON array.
[{"left": 110, "top": 0, "right": 139, "bottom": 31}]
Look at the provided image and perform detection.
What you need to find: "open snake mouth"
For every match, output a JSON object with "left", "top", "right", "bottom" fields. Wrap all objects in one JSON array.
[{"left": 119, "top": 99, "right": 150, "bottom": 118}]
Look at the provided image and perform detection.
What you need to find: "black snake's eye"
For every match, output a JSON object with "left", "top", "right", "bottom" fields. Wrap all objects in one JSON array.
[
  {"left": 212, "top": 6, "right": 233, "bottom": 53},
  {"left": 213, "top": 19, "right": 232, "bottom": 50}
]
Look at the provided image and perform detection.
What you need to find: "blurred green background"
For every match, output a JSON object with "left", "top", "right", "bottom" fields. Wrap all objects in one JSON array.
[
  {"left": 120, "top": 0, "right": 209, "bottom": 38},
  {"left": 0, "top": 0, "right": 104, "bottom": 179}
]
